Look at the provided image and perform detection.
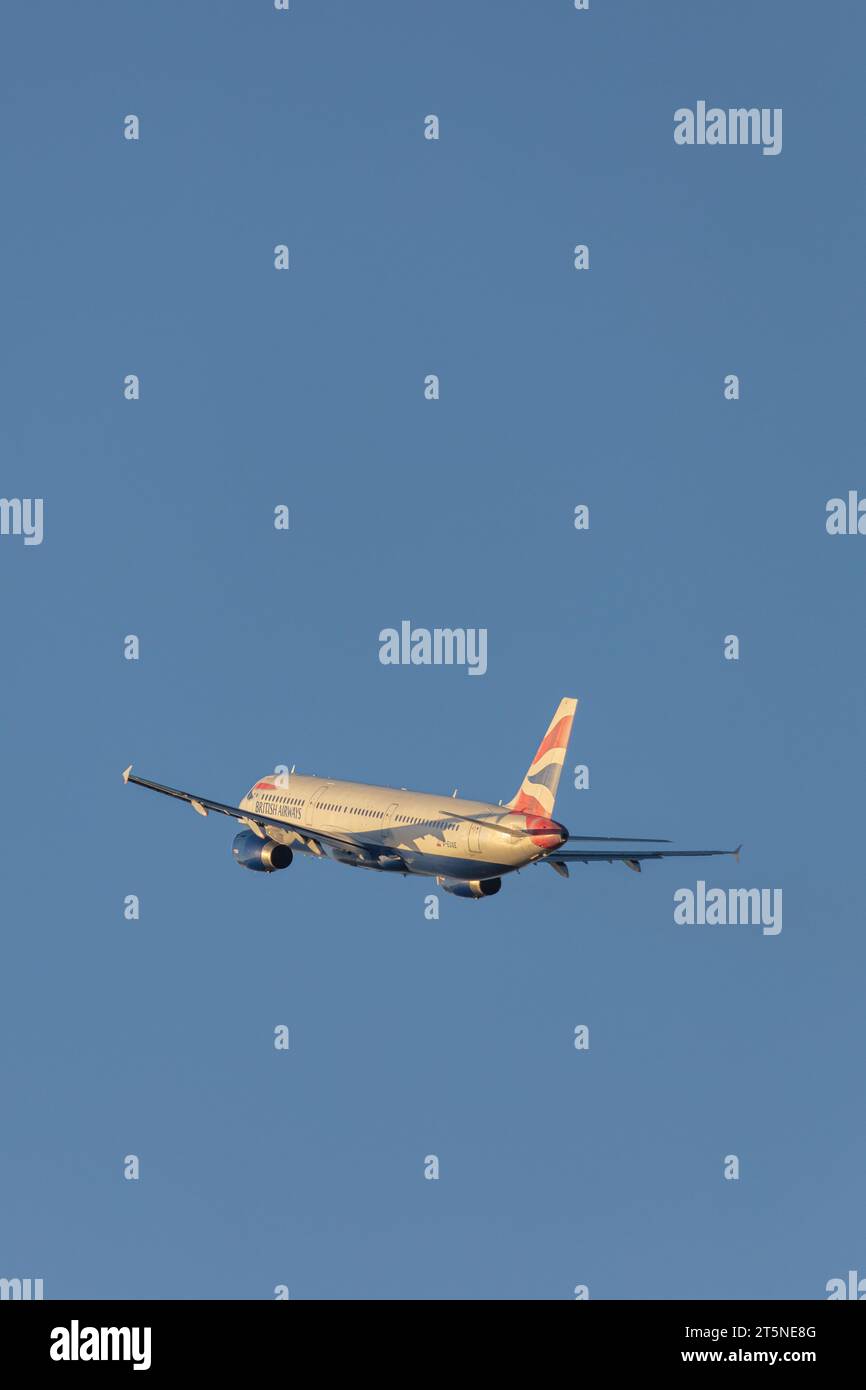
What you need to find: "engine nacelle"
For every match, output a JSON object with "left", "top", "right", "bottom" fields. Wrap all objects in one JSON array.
[
  {"left": 232, "top": 829, "right": 293, "bottom": 873},
  {"left": 437, "top": 875, "right": 502, "bottom": 899}
]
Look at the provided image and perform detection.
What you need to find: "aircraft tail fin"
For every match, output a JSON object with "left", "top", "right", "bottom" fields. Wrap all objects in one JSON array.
[{"left": 506, "top": 697, "right": 578, "bottom": 818}]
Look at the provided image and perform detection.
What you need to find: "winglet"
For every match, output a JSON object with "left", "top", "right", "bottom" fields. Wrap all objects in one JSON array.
[
  {"left": 733, "top": 843, "right": 743, "bottom": 863},
  {"left": 122, "top": 764, "right": 133, "bottom": 784}
]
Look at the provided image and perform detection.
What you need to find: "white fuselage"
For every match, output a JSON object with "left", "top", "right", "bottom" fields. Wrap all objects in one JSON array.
[{"left": 239, "top": 773, "right": 567, "bottom": 882}]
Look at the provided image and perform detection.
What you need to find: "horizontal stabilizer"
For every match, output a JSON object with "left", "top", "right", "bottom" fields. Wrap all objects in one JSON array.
[{"left": 548, "top": 844, "right": 741, "bottom": 868}]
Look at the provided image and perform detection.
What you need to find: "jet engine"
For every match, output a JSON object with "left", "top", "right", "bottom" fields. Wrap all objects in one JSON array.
[
  {"left": 232, "top": 829, "right": 294, "bottom": 873},
  {"left": 437, "top": 875, "right": 502, "bottom": 899}
]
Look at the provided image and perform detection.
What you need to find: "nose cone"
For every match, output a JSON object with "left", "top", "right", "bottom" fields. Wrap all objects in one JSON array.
[{"left": 526, "top": 816, "right": 569, "bottom": 849}]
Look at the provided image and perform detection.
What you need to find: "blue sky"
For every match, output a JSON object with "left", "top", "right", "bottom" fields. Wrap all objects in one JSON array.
[{"left": 1, "top": 0, "right": 863, "bottom": 1299}]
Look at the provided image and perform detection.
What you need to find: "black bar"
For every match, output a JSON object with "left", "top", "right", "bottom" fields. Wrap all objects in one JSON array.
[{"left": 1, "top": 1298, "right": 861, "bottom": 1375}]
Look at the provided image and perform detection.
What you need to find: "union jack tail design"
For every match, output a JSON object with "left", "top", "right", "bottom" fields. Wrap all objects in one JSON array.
[{"left": 507, "top": 697, "right": 578, "bottom": 819}]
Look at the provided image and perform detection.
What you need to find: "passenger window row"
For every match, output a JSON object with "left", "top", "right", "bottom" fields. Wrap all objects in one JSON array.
[{"left": 315, "top": 802, "right": 458, "bottom": 832}]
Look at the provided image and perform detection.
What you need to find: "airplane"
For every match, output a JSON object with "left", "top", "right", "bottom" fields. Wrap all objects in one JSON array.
[{"left": 122, "top": 697, "right": 740, "bottom": 899}]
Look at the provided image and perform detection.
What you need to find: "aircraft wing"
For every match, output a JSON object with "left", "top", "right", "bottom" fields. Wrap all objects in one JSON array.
[
  {"left": 122, "top": 767, "right": 370, "bottom": 853},
  {"left": 545, "top": 845, "right": 741, "bottom": 874}
]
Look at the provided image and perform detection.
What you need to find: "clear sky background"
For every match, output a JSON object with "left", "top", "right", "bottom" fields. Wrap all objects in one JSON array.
[{"left": 2, "top": 1, "right": 863, "bottom": 1300}]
